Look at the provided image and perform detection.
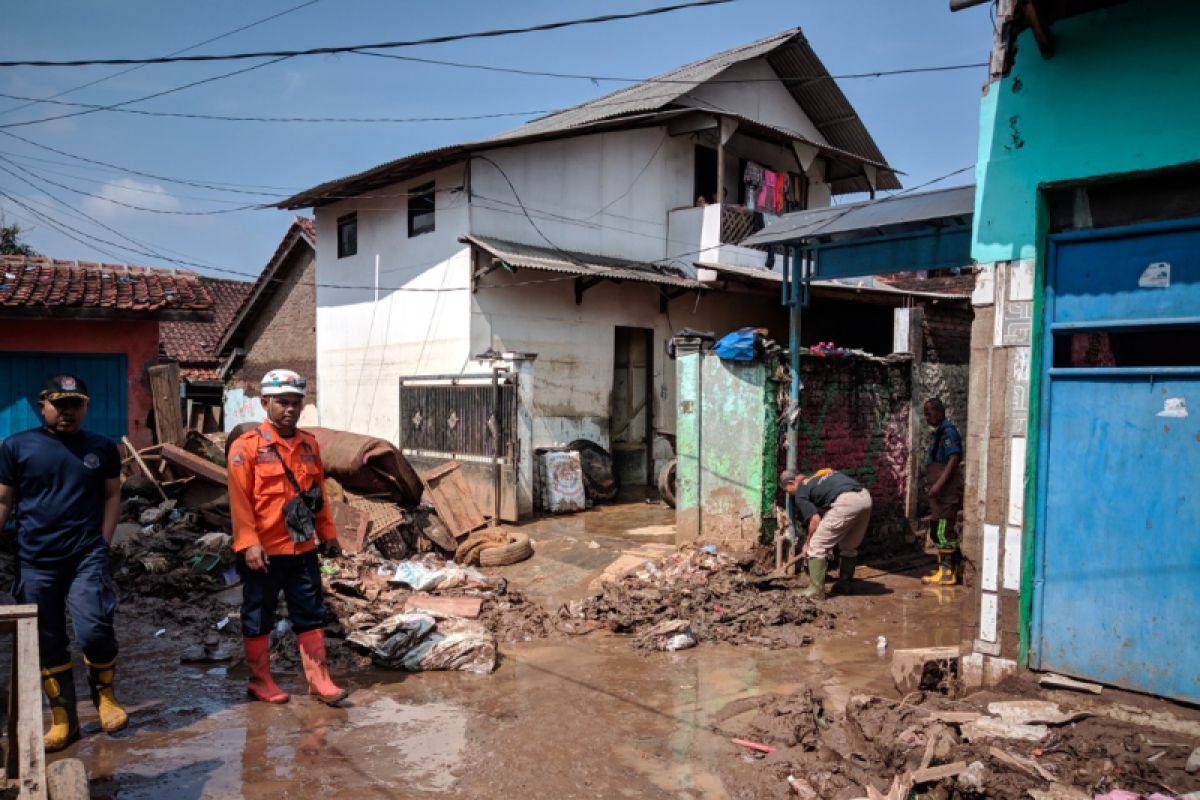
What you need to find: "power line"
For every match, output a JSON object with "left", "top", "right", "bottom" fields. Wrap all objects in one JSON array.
[
  {"left": 0, "top": 57, "right": 290, "bottom": 130},
  {"left": 0, "top": 1, "right": 733, "bottom": 68},
  {"left": 359, "top": 50, "right": 988, "bottom": 85},
  {"left": 0, "top": 0, "right": 322, "bottom": 117}
]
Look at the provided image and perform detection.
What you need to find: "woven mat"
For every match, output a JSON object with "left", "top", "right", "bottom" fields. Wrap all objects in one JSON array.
[{"left": 344, "top": 491, "right": 407, "bottom": 541}]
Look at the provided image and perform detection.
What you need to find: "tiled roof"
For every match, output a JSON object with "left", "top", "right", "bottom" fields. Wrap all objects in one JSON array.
[
  {"left": 0, "top": 256, "right": 213, "bottom": 320},
  {"left": 160, "top": 276, "right": 254, "bottom": 380}
]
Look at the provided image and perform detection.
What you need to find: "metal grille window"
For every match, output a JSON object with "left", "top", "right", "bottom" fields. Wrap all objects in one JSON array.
[
  {"left": 337, "top": 213, "right": 357, "bottom": 258},
  {"left": 408, "top": 182, "right": 435, "bottom": 238}
]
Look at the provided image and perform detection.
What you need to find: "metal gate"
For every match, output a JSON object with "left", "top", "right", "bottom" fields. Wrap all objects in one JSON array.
[
  {"left": 1033, "top": 218, "right": 1200, "bottom": 702},
  {"left": 398, "top": 371, "right": 519, "bottom": 521}
]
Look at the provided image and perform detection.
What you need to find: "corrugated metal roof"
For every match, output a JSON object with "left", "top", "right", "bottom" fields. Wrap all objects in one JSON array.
[
  {"left": 279, "top": 29, "right": 898, "bottom": 209},
  {"left": 693, "top": 261, "right": 969, "bottom": 300},
  {"left": 463, "top": 234, "right": 696, "bottom": 288},
  {"left": 741, "top": 184, "right": 975, "bottom": 246}
]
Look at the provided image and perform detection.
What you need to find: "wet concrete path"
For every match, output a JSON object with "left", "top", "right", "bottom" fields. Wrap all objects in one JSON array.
[{"left": 55, "top": 503, "right": 965, "bottom": 799}]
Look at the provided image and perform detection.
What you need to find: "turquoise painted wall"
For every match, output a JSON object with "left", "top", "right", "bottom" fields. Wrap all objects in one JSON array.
[{"left": 972, "top": 0, "right": 1200, "bottom": 262}]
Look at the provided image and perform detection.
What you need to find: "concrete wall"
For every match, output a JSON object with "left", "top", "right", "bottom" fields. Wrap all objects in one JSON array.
[
  {"left": 471, "top": 127, "right": 694, "bottom": 264},
  {"left": 0, "top": 318, "right": 159, "bottom": 448},
  {"left": 972, "top": 0, "right": 1200, "bottom": 263},
  {"left": 792, "top": 353, "right": 914, "bottom": 553},
  {"left": 471, "top": 270, "right": 787, "bottom": 457},
  {"left": 680, "top": 57, "right": 828, "bottom": 144},
  {"left": 227, "top": 244, "right": 319, "bottom": 427},
  {"left": 313, "top": 162, "right": 474, "bottom": 439}
]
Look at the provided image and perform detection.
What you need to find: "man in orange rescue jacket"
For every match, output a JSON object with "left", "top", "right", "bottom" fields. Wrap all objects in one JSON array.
[{"left": 227, "top": 369, "right": 347, "bottom": 705}]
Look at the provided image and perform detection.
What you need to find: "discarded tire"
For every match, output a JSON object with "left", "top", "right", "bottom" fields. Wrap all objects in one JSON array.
[
  {"left": 47, "top": 758, "right": 89, "bottom": 800},
  {"left": 568, "top": 439, "right": 619, "bottom": 502},
  {"left": 478, "top": 531, "right": 534, "bottom": 567},
  {"left": 658, "top": 459, "right": 677, "bottom": 508}
]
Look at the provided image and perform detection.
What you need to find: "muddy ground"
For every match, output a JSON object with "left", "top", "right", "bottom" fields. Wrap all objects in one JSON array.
[{"left": 5, "top": 501, "right": 1199, "bottom": 799}]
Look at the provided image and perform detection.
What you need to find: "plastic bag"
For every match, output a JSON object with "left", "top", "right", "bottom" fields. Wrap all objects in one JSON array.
[
  {"left": 712, "top": 327, "right": 764, "bottom": 361},
  {"left": 400, "top": 620, "right": 497, "bottom": 674}
]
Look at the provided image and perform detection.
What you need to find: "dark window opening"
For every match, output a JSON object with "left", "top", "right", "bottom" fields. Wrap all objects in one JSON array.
[
  {"left": 336, "top": 213, "right": 357, "bottom": 258},
  {"left": 1053, "top": 327, "right": 1200, "bottom": 368},
  {"left": 693, "top": 145, "right": 718, "bottom": 206},
  {"left": 408, "top": 182, "right": 435, "bottom": 237}
]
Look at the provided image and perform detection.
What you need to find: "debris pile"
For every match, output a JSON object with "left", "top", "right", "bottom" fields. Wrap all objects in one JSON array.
[
  {"left": 715, "top": 689, "right": 1200, "bottom": 800},
  {"left": 560, "top": 544, "right": 833, "bottom": 649}
]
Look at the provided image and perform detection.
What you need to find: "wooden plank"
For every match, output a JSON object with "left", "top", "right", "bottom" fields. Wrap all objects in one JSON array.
[
  {"left": 1038, "top": 673, "right": 1103, "bottom": 694},
  {"left": 14, "top": 616, "right": 48, "bottom": 800},
  {"left": 329, "top": 501, "right": 369, "bottom": 555},
  {"left": 910, "top": 761, "right": 968, "bottom": 784},
  {"left": 420, "top": 462, "right": 486, "bottom": 539},
  {"left": 122, "top": 436, "right": 169, "bottom": 502},
  {"left": 0, "top": 605, "right": 38, "bottom": 621},
  {"left": 403, "top": 594, "right": 483, "bottom": 619},
  {"left": 161, "top": 443, "right": 227, "bottom": 486},
  {"left": 147, "top": 363, "right": 184, "bottom": 446}
]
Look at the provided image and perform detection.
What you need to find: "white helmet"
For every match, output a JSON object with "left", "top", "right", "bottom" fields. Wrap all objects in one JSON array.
[{"left": 261, "top": 369, "right": 307, "bottom": 397}]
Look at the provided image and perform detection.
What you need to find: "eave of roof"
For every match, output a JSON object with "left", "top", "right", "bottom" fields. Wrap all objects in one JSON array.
[
  {"left": 278, "top": 28, "right": 899, "bottom": 209},
  {"left": 464, "top": 234, "right": 696, "bottom": 289}
]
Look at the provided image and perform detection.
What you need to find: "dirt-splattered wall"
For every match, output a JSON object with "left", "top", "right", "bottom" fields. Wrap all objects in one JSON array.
[{"left": 791, "top": 353, "right": 914, "bottom": 553}]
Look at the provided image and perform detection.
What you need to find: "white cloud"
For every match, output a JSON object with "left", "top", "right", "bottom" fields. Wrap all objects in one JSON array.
[{"left": 80, "top": 178, "right": 181, "bottom": 219}]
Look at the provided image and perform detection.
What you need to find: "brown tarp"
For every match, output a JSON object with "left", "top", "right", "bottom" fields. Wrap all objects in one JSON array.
[{"left": 307, "top": 427, "right": 423, "bottom": 505}]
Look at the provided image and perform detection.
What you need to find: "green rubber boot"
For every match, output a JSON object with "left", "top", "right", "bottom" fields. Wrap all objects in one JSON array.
[
  {"left": 802, "top": 557, "right": 828, "bottom": 600},
  {"left": 833, "top": 555, "right": 857, "bottom": 594}
]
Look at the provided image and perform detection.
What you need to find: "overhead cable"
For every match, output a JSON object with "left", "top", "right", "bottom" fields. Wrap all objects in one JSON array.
[
  {"left": 0, "top": 0, "right": 321, "bottom": 117},
  {"left": 0, "top": 1, "right": 733, "bottom": 68}
]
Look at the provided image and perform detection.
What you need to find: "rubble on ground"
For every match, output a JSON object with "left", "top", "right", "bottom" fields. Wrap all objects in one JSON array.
[
  {"left": 86, "top": 431, "right": 548, "bottom": 676},
  {"left": 559, "top": 544, "right": 834, "bottom": 649},
  {"left": 715, "top": 687, "right": 1200, "bottom": 800}
]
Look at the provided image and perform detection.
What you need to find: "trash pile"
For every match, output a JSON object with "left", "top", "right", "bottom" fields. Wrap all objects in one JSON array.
[
  {"left": 105, "top": 426, "right": 549, "bottom": 676},
  {"left": 559, "top": 544, "right": 833, "bottom": 650},
  {"left": 714, "top": 688, "right": 1200, "bottom": 800}
]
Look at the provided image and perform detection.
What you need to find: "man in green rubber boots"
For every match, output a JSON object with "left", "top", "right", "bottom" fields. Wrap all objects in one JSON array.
[{"left": 784, "top": 468, "right": 873, "bottom": 600}]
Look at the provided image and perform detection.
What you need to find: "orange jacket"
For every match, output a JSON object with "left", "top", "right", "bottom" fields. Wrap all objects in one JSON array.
[{"left": 227, "top": 422, "right": 337, "bottom": 556}]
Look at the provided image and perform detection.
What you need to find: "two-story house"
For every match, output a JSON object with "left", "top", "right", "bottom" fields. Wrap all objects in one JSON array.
[{"left": 279, "top": 28, "right": 899, "bottom": 516}]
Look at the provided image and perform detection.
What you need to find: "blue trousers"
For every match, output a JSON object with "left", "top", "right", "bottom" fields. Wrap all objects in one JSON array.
[
  {"left": 238, "top": 550, "right": 327, "bottom": 638},
  {"left": 16, "top": 546, "right": 118, "bottom": 669}
]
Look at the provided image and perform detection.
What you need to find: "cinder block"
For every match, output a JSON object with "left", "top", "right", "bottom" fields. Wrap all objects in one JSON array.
[{"left": 892, "top": 646, "right": 961, "bottom": 694}]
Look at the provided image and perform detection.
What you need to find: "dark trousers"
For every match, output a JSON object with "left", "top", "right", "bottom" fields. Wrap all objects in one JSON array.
[
  {"left": 239, "top": 550, "right": 327, "bottom": 638},
  {"left": 16, "top": 546, "right": 118, "bottom": 668}
]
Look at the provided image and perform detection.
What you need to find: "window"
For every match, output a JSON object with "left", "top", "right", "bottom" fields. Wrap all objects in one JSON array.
[
  {"left": 336, "top": 213, "right": 357, "bottom": 258},
  {"left": 408, "top": 182, "right": 435, "bottom": 237}
]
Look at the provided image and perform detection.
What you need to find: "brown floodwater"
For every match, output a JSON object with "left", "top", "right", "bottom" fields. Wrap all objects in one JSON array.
[{"left": 48, "top": 503, "right": 967, "bottom": 799}]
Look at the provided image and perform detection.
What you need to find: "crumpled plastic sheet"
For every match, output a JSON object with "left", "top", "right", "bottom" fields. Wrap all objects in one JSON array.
[
  {"left": 346, "top": 612, "right": 497, "bottom": 674},
  {"left": 390, "top": 555, "right": 493, "bottom": 592}
]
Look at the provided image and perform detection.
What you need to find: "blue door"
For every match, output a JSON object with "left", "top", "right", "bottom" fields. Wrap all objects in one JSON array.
[
  {"left": 0, "top": 353, "right": 127, "bottom": 441},
  {"left": 1034, "top": 219, "right": 1200, "bottom": 703}
]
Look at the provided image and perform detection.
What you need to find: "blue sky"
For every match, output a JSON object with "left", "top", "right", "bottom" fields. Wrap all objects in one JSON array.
[{"left": 0, "top": 0, "right": 992, "bottom": 282}]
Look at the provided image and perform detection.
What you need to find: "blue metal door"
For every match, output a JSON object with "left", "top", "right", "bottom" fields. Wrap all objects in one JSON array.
[
  {"left": 1034, "top": 219, "right": 1200, "bottom": 703},
  {"left": 0, "top": 353, "right": 127, "bottom": 441}
]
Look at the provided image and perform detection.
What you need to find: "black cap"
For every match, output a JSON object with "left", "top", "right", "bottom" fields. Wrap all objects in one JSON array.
[{"left": 40, "top": 374, "right": 89, "bottom": 402}]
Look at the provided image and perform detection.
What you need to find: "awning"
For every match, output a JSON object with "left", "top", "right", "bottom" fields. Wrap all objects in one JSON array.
[
  {"left": 462, "top": 234, "right": 697, "bottom": 288},
  {"left": 742, "top": 184, "right": 974, "bottom": 246}
]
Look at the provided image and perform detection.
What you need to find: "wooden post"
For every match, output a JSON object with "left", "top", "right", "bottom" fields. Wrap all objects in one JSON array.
[
  {"left": 147, "top": 363, "right": 184, "bottom": 447},
  {"left": 4, "top": 605, "right": 47, "bottom": 800}
]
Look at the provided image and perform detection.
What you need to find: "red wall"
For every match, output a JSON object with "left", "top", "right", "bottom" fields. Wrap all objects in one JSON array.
[{"left": 0, "top": 318, "right": 160, "bottom": 448}]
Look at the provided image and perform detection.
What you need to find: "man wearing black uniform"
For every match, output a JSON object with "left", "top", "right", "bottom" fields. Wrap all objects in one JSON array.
[
  {"left": 0, "top": 375, "right": 128, "bottom": 751},
  {"left": 784, "top": 468, "right": 874, "bottom": 600}
]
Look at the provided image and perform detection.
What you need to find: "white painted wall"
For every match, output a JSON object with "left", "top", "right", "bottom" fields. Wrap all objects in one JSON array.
[
  {"left": 470, "top": 127, "right": 694, "bottom": 264},
  {"left": 313, "top": 162, "right": 474, "bottom": 440},
  {"left": 470, "top": 271, "right": 787, "bottom": 455},
  {"left": 682, "top": 57, "right": 829, "bottom": 144}
]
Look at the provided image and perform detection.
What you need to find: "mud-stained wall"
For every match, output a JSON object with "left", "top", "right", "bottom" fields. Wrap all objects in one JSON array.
[{"left": 792, "top": 353, "right": 914, "bottom": 553}]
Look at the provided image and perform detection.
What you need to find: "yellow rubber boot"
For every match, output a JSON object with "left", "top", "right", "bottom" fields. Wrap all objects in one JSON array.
[
  {"left": 42, "top": 663, "right": 81, "bottom": 752},
  {"left": 85, "top": 656, "right": 129, "bottom": 733},
  {"left": 922, "top": 548, "right": 961, "bottom": 586}
]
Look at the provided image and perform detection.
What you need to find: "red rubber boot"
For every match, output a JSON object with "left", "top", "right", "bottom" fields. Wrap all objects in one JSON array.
[
  {"left": 296, "top": 629, "right": 348, "bottom": 706},
  {"left": 244, "top": 635, "right": 289, "bottom": 704}
]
